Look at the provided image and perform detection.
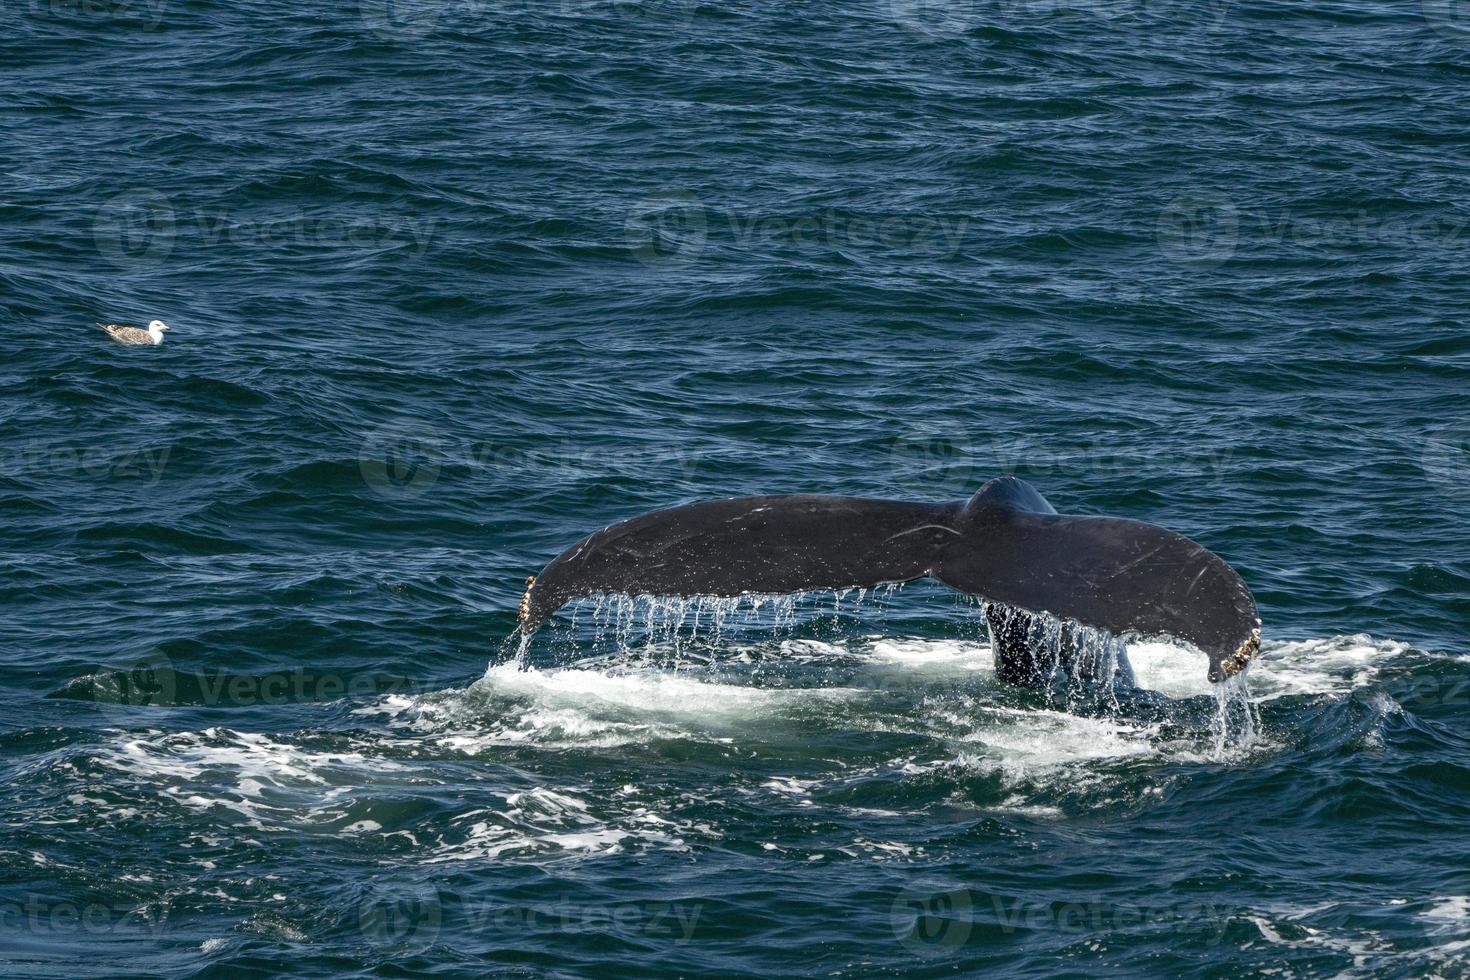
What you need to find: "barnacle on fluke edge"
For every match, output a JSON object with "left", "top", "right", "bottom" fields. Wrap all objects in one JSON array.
[
  {"left": 518, "top": 575, "right": 535, "bottom": 624},
  {"left": 1218, "top": 625, "right": 1263, "bottom": 680}
]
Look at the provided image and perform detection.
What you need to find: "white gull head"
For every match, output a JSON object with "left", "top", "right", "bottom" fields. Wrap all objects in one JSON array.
[{"left": 148, "top": 320, "right": 170, "bottom": 344}]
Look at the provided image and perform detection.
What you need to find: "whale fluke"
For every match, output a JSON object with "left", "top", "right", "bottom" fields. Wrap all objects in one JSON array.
[{"left": 518, "top": 477, "right": 1260, "bottom": 684}]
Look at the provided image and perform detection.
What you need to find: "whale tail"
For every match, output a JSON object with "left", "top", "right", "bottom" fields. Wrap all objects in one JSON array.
[{"left": 518, "top": 477, "right": 1259, "bottom": 685}]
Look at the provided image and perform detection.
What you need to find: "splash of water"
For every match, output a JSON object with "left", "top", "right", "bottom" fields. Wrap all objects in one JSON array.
[
  {"left": 496, "top": 629, "right": 533, "bottom": 667},
  {"left": 1210, "top": 671, "right": 1260, "bottom": 756},
  {"left": 518, "top": 587, "right": 1261, "bottom": 751}
]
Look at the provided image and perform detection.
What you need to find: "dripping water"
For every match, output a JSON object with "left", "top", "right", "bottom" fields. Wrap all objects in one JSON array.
[
  {"left": 1211, "top": 672, "right": 1260, "bottom": 756},
  {"left": 975, "top": 598, "right": 1133, "bottom": 712},
  {"left": 514, "top": 586, "right": 1261, "bottom": 751},
  {"left": 556, "top": 585, "right": 908, "bottom": 655}
]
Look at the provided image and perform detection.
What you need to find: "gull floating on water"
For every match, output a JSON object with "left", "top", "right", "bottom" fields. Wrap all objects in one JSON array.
[{"left": 98, "top": 319, "right": 170, "bottom": 346}]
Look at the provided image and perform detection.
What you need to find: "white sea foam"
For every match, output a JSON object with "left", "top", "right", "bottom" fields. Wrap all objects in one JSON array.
[
  {"left": 475, "top": 660, "right": 804, "bottom": 719},
  {"left": 1422, "top": 895, "right": 1470, "bottom": 933},
  {"left": 1124, "top": 640, "right": 1214, "bottom": 697},
  {"left": 1122, "top": 634, "right": 1404, "bottom": 701},
  {"left": 425, "top": 785, "right": 698, "bottom": 863},
  {"left": 375, "top": 632, "right": 1409, "bottom": 796},
  {"left": 1248, "top": 897, "right": 1470, "bottom": 974},
  {"left": 864, "top": 637, "right": 992, "bottom": 671},
  {"left": 911, "top": 700, "right": 1166, "bottom": 796},
  {"left": 366, "top": 660, "right": 859, "bottom": 755},
  {"left": 92, "top": 728, "right": 405, "bottom": 829},
  {"left": 953, "top": 705, "right": 1159, "bottom": 767},
  {"left": 73, "top": 632, "right": 1415, "bottom": 869}
]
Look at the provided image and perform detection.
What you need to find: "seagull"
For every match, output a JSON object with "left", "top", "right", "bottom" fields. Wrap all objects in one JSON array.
[{"left": 98, "top": 319, "right": 170, "bottom": 346}]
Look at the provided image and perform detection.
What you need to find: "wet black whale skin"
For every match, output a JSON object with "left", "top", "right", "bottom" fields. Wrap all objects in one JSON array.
[{"left": 521, "top": 477, "right": 1258, "bottom": 683}]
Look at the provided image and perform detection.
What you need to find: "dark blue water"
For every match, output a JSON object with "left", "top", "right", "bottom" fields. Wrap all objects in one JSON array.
[{"left": 4, "top": 0, "right": 1470, "bottom": 976}]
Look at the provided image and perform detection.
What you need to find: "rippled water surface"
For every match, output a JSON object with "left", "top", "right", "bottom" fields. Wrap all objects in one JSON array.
[{"left": 3, "top": 0, "right": 1470, "bottom": 976}]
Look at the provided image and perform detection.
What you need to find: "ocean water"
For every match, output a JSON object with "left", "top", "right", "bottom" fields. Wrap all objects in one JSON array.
[{"left": 3, "top": 0, "right": 1470, "bottom": 976}]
